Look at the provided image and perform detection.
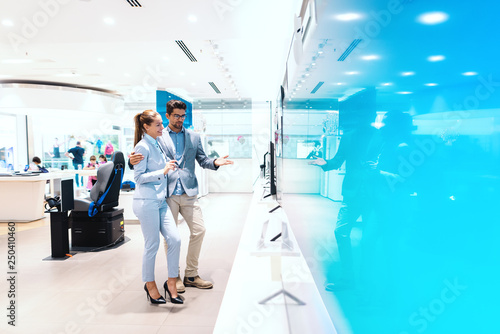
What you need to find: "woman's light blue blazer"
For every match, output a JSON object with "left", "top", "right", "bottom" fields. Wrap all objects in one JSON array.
[{"left": 133, "top": 134, "right": 168, "bottom": 200}]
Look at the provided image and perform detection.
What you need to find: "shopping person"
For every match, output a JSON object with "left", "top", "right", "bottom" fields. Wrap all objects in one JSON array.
[
  {"left": 130, "top": 100, "right": 233, "bottom": 292},
  {"left": 133, "top": 109, "right": 183, "bottom": 304},
  {"left": 65, "top": 141, "right": 85, "bottom": 187}
]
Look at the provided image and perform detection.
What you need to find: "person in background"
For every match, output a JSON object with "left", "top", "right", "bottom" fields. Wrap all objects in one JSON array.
[
  {"left": 129, "top": 99, "right": 233, "bottom": 293},
  {"left": 96, "top": 137, "right": 103, "bottom": 154},
  {"left": 25, "top": 156, "right": 49, "bottom": 172},
  {"left": 105, "top": 140, "right": 114, "bottom": 159},
  {"left": 98, "top": 154, "right": 107, "bottom": 164},
  {"left": 65, "top": 141, "right": 85, "bottom": 187},
  {"left": 132, "top": 109, "right": 182, "bottom": 305},
  {"left": 84, "top": 155, "right": 98, "bottom": 189},
  {"left": 53, "top": 138, "right": 62, "bottom": 158}
]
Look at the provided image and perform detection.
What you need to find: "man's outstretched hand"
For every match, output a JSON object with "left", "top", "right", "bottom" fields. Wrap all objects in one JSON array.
[
  {"left": 308, "top": 157, "right": 326, "bottom": 166},
  {"left": 214, "top": 155, "right": 234, "bottom": 167}
]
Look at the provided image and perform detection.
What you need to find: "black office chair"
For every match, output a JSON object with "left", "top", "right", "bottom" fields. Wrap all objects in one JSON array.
[{"left": 70, "top": 151, "right": 125, "bottom": 248}]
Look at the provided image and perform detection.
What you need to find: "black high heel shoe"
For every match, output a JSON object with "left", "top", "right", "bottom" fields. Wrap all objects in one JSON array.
[
  {"left": 163, "top": 281, "right": 184, "bottom": 304},
  {"left": 144, "top": 283, "right": 166, "bottom": 304}
]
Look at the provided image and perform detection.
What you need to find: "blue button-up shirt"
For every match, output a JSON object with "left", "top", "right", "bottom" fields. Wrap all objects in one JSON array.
[{"left": 166, "top": 126, "right": 186, "bottom": 195}]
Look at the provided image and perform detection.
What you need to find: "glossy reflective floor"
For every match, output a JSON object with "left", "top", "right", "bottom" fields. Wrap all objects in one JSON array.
[{"left": 0, "top": 193, "right": 251, "bottom": 334}]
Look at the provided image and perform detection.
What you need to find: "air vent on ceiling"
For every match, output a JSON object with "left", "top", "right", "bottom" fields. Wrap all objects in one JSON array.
[
  {"left": 175, "top": 40, "right": 198, "bottom": 62},
  {"left": 310, "top": 81, "right": 324, "bottom": 94},
  {"left": 126, "top": 0, "right": 142, "bottom": 7},
  {"left": 337, "top": 39, "right": 362, "bottom": 61},
  {"left": 208, "top": 82, "right": 221, "bottom": 94}
]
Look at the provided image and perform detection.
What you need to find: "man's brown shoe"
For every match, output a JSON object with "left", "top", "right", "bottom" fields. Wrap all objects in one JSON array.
[
  {"left": 183, "top": 275, "right": 213, "bottom": 289},
  {"left": 176, "top": 276, "right": 185, "bottom": 294}
]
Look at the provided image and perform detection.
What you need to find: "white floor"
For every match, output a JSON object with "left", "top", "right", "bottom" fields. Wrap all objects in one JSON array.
[{"left": 0, "top": 193, "right": 252, "bottom": 334}]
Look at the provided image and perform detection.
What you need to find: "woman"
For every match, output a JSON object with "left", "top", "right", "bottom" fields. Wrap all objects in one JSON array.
[
  {"left": 83, "top": 155, "right": 98, "bottom": 189},
  {"left": 132, "top": 110, "right": 183, "bottom": 304}
]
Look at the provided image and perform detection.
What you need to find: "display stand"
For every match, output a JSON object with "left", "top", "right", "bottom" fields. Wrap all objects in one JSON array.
[
  {"left": 43, "top": 177, "right": 75, "bottom": 261},
  {"left": 252, "top": 201, "right": 305, "bottom": 306}
]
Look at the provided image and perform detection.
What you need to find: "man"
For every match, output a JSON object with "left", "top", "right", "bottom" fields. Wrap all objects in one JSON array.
[
  {"left": 309, "top": 113, "right": 380, "bottom": 291},
  {"left": 130, "top": 100, "right": 233, "bottom": 292},
  {"left": 65, "top": 141, "right": 85, "bottom": 187}
]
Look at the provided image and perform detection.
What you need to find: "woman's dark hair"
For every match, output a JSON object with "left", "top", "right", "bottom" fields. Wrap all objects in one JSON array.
[
  {"left": 166, "top": 100, "right": 187, "bottom": 115},
  {"left": 134, "top": 110, "right": 160, "bottom": 146},
  {"left": 99, "top": 154, "right": 107, "bottom": 162},
  {"left": 32, "top": 156, "right": 41, "bottom": 164}
]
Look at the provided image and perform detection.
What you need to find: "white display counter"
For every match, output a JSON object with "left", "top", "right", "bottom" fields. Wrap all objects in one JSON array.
[{"left": 0, "top": 175, "right": 49, "bottom": 222}]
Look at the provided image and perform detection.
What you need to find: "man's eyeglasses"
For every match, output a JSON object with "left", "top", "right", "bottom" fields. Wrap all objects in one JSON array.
[{"left": 172, "top": 114, "right": 186, "bottom": 120}]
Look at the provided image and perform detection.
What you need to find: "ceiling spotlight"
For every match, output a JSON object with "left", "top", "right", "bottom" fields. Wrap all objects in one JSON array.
[
  {"left": 103, "top": 17, "right": 115, "bottom": 25},
  {"left": 335, "top": 13, "right": 363, "bottom": 21},
  {"left": 361, "top": 55, "right": 379, "bottom": 60},
  {"left": 382, "top": 82, "right": 393, "bottom": 86},
  {"left": 462, "top": 71, "right": 478, "bottom": 76},
  {"left": 417, "top": 12, "right": 449, "bottom": 25},
  {"left": 427, "top": 55, "right": 445, "bottom": 62},
  {"left": 1, "top": 19, "right": 14, "bottom": 27},
  {"left": 345, "top": 71, "right": 359, "bottom": 75},
  {"left": 397, "top": 91, "right": 413, "bottom": 95},
  {"left": 401, "top": 71, "right": 415, "bottom": 76},
  {"left": 424, "top": 83, "right": 438, "bottom": 86}
]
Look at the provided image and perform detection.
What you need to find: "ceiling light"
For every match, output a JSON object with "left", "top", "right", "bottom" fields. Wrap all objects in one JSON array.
[
  {"left": 98, "top": 58, "right": 105, "bottom": 62},
  {"left": 427, "top": 55, "right": 445, "bottom": 62},
  {"left": 188, "top": 15, "right": 197, "bottom": 22},
  {"left": 163, "top": 57, "right": 169, "bottom": 61},
  {"left": 124, "top": 73, "right": 130, "bottom": 77},
  {"left": 417, "top": 12, "right": 449, "bottom": 25},
  {"left": 382, "top": 82, "right": 393, "bottom": 86},
  {"left": 361, "top": 55, "right": 379, "bottom": 60},
  {"left": 425, "top": 83, "right": 438, "bottom": 86},
  {"left": 401, "top": 71, "right": 415, "bottom": 76},
  {"left": 2, "top": 19, "right": 13, "bottom": 27},
  {"left": 462, "top": 71, "right": 478, "bottom": 76},
  {"left": 337, "top": 83, "right": 342, "bottom": 85},
  {"left": 397, "top": 91, "right": 413, "bottom": 95},
  {"left": 335, "top": 13, "right": 362, "bottom": 21},
  {"left": 103, "top": 17, "right": 115, "bottom": 25},
  {"left": 346, "top": 71, "right": 359, "bottom": 75},
  {"left": 2, "top": 59, "right": 33, "bottom": 64}
]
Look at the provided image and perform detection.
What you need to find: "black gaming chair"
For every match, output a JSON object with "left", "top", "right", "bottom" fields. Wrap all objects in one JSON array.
[{"left": 70, "top": 151, "right": 125, "bottom": 248}]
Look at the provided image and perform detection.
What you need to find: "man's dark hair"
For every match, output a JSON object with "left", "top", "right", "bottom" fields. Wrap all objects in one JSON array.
[
  {"left": 32, "top": 156, "right": 41, "bottom": 164},
  {"left": 166, "top": 100, "right": 187, "bottom": 115}
]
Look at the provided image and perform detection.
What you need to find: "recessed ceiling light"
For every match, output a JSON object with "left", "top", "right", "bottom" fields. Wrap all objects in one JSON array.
[
  {"left": 2, "top": 59, "right": 33, "bottom": 64},
  {"left": 337, "top": 83, "right": 342, "bottom": 85},
  {"left": 188, "top": 15, "right": 197, "bottom": 22},
  {"left": 427, "top": 55, "right": 445, "bottom": 62},
  {"left": 425, "top": 83, "right": 438, "bottom": 86},
  {"left": 103, "top": 17, "right": 115, "bottom": 25},
  {"left": 346, "top": 71, "right": 359, "bottom": 75},
  {"left": 397, "top": 91, "right": 413, "bottom": 95},
  {"left": 462, "top": 71, "right": 478, "bottom": 76},
  {"left": 361, "top": 55, "right": 379, "bottom": 60},
  {"left": 335, "top": 13, "right": 362, "bottom": 21},
  {"left": 417, "top": 12, "right": 449, "bottom": 25},
  {"left": 382, "top": 82, "right": 393, "bottom": 86},
  {"left": 401, "top": 71, "right": 415, "bottom": 76},
  {"left": 2, "top": 19, "right": 13, "bottom": 27}
]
